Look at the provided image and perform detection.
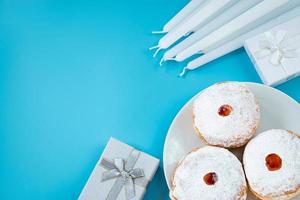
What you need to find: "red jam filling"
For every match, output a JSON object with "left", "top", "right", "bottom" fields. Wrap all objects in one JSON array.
[
  {"left": 265, "top": 153, "right": 282, "bottom": 171},
  {"left": 218, "top": 104, "right": 232, "bottom": 116},
  {"left": 203, "top": 172, "right": 218, "bottom": 185}
]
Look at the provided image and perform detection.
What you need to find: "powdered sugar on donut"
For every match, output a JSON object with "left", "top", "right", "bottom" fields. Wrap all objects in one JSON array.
[
  {"left": 243, "top": 129, "right": 300, "bottom": 197},
  {"left": 193, "top": 82, "right": 260, "bottom": 147},
  {"left": 171, "top": 146, "right": 247, "bottom": 200}
]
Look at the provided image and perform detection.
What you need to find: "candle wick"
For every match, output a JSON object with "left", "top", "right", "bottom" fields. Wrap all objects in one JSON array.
[
  {"left": 179, "top": 67, "right": 189, "bottom": 77},
  {"left": 149, "top": 45, "right": 162, "bottom": 58},
  {"left": 153, "top": 47, "right": 162, "bottom": 58},
  {"left": 149, "top": 45, "right": 159, "bottom": 50},
  {"left": 152, "top": 30, "right": 167, "bottom": 34},
  {"left": 159, "top": 58, "right": 165, "bottom": 66}
]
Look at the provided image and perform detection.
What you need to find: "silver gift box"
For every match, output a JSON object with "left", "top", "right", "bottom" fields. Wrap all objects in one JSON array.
[{"left": 79, "top": 137, "right": 159, "bottom": 200}]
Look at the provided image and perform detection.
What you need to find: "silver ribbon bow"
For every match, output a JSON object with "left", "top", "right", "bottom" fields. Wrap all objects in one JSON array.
[
  {"left": 100, "top": 149, "right": 148, "bottom": 200},
  {"left": 254, "top": 30, "right": 298, "bottom": 70}
]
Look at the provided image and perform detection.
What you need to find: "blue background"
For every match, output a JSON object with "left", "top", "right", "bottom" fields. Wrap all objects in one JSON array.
[{"left": 0, "top": 0, "right": 299, "bottom": 199}]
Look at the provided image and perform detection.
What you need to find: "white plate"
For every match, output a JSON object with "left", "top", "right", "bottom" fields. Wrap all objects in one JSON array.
[{"left": 163, "top": 82, "right": 300, "bottom": 199}]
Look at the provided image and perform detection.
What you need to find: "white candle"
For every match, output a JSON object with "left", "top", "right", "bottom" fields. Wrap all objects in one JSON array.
[
  {"left": 175, "top": 0, "right": 297, "bottom": 62},
  {"left": 152, "top": 0, "right": 206, "bottom": 34},
  {"left": 150, "top": 0, "right": 236, "bottom": 57},
  {"left": 161, "top": 0, "right": 262, "bottom": 64},
  {"left": 179, "top": 5, "right": 300, "bottom": 76}
]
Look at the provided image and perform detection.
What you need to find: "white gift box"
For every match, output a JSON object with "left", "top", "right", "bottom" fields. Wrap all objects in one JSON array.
[
  {"left": 244, "top": 15, "right": 300, "bottom": 86},
  {"left": 79, "top": 138, "right": 159, "bottom": 200}
]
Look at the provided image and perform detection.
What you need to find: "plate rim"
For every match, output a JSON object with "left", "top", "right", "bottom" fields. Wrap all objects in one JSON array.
[{"left": 163, "top": 81, "right": 300, "bottom": 190}]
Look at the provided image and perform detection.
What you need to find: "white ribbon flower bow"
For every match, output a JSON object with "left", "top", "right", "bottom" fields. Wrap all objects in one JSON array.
[{"left": 254, "top": 30, "right": 298, "bottom": 66}]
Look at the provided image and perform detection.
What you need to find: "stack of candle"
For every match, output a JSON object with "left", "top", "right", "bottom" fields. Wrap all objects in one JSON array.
[{"left": 151, "top": 0, "right": 300, "bottom": 76}]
